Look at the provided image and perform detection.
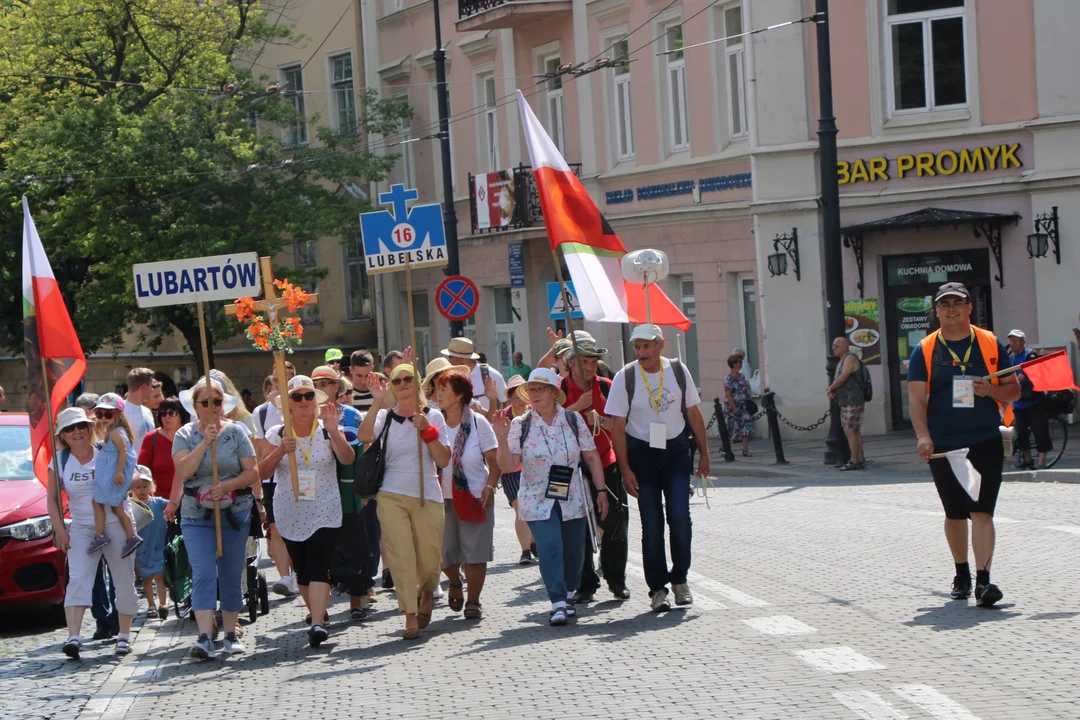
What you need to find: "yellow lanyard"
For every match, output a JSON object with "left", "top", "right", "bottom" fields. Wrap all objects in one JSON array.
[
  {"left": 292, "top": 421, "right": 318, "bottom": 467},
  {"left": 638, "top": 363, "right": 664, "bottom": 413},
  {"left": 938, "top": 329, "right": 975, "bottom": 373}
]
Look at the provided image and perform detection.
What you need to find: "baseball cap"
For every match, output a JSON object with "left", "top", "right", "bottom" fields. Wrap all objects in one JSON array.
[
  {"left": 325, "top": 348, "right": 344, "bottom": 363},
  {"left": 629, "top": 324, "right": 664, "bottom": 342},
  {"left": 1007, "top": 329, "right": 1026, "bottom": 339},
  {"left": 934, "top": 282, "right": 970, "bottom": 303}
]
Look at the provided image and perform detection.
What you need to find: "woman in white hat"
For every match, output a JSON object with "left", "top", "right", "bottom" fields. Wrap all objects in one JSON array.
[
  {"left": 358, "top": 363, "right": 451, "bottom": 639},
  {"left": 260, "top": 376, "right": 355, "bottom": 647},
  {"left": 493, "top": 368, "right": 609, "bottom": 625},
  {"left": 47, "top": 407, "right": 140, "bottom": 659},
  {"left": 168, "top": 375, "right": 259, "bottom": 659}
]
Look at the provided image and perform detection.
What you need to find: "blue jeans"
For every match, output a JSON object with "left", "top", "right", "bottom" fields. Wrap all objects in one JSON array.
[
  {"left": 91, "top": 558, "right": 118, "bottom": 633},
  {"left": 181, "top": 510, "right": 251, "bottom": 613},
  {"left": 627, "top": 433, "right": 692, "bottom": 594},
  {"left": 527, "top": 502, "right": 586, "bottom": 604}
]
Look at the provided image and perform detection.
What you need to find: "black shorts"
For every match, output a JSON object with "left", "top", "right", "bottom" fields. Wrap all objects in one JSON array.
[
  {"left": 501, "top": 471, "right": 521, "bottom": 507},
  {"left": 262, "top": 482, "right": 276, "bottom": 524},
  {"left": 929, "top": 435, "right": 1004, "bottom": 519},
  {"left": 284, "top": 526, "right": 341, "bottom": 587}
]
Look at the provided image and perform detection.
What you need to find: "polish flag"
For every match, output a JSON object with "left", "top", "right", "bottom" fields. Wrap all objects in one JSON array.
[
  {"left": 1018, "top": 350, "right": 1080, "bottom": 392},
  {"left": 516, "top": 91, "right": 690, "bottom": 331},
  {"left": 22, "top": 196, "right": 86, "bottom": 484}
]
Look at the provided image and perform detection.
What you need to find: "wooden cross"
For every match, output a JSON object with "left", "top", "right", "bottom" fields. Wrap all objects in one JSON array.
[{"left": 225, "top": 256, "right": 319, "bottom": 498}]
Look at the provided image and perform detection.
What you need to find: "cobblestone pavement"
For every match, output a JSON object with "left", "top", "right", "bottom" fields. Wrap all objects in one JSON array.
[{"left": 8, "top": 477, "right": 1080, "bottom": 719}]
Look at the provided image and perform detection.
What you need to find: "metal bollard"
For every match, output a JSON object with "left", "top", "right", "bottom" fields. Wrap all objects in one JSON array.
[
  {"left": 712, "top": 397, "right": 736, "bottom": 463},
  {"left": 763, "top": 391, "right": 788, "bottom": 465}
]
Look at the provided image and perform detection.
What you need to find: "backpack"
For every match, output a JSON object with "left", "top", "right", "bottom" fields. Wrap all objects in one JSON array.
[
  {"left": 848, "top": 353, "right": 873, "bottom": 402},
  {"left": 623, "top": 358, "right": 691, "bottom": 426}
]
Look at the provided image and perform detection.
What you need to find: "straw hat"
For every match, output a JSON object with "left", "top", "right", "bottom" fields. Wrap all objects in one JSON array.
[
  {"left": 441, "top": 337, "right": 480, "bottom": 360},
  {"left": 506, "top": 374, "right": 527, "bottom": 394},
  {"left": 518, "top": 368, "right": 566, "bottom": 405},
  {"left": 421, "top": 357, "right": 469, "bottom": 397},
  {"left": 179, "top": 377, "right": 239, "bottom": 416},
  {"left": 273, "top": 375, "right": 329, "bottom": 408}
]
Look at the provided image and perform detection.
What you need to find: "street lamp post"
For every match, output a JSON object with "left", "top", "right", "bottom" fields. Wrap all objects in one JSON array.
[
  {"left": 432, "top": 0, "right": 464, "bottom": 337},
  {"left": 815, "top": 0, "right": 849, "bottom": 466}
]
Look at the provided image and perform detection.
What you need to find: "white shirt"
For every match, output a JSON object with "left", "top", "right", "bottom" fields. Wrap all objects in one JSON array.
[
  {"left": 439, "top": 412, "right": 498, "bottom": 500},
  {"left": 50, "top": 449, "right": 131, "bottom": 526},
  {"left": 605, "top": 358, "right": 702, "bottom": 442},
  {"left": 506, "top": 407, "right": 596, "bottom": 523},
  {"left": 125, "top": 402, "right": 155, "bottom": 455},
  {"left": 469, "top": 363, "right": 508, "bottom": 411},
  {"left": 266, "top": 420, "right": 342, "bottom": 542},
  {"left": 371, "top": 408, "right": 449, "bottom": 501},
  {"left": 253, "top": 401, "right": 282, "bottom": 440}
]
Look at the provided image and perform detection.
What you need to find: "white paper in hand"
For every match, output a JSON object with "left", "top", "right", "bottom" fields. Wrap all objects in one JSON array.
[{"left": 945, "top": 448, "right": 981, "bottom": 501}]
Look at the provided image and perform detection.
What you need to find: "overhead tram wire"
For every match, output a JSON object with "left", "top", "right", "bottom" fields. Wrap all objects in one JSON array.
[{"left": 655, "top": 14, "right": 818, "bottom": 56}]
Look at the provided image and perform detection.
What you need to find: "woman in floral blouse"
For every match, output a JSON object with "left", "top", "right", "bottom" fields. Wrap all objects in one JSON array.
[
  {"left": 723, "top": 354, "right": 754, "bottom": 456},
  {"left": 493, "top": 368, "right": 608, "bottom": 626}
]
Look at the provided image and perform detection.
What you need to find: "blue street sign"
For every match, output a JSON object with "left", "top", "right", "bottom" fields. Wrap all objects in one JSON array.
[
  {"left": 508, "top": 242, "right": 525, "bottom": 288},
  {"left": 547, "top": 281, "right": 584, "bottom": 320},
  {"left": 436, "top": 276, "right": 480, "bottom": 322},
  {"left": 359, "top": 184, "right": 448, "bottom": 275}
]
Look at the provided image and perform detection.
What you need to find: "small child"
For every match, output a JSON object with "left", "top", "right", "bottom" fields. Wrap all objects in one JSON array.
[
  {"left": 87, "top": 393, "right": 143, "bottom": 557},
  {"left": 130, "top": 467, "right": 169, "bottom": 619}
]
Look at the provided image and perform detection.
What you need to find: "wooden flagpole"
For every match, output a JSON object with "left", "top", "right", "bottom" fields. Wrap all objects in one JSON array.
[
  {"left": 196, "top": 300, "right": 223, "bottom": 558},
  {"left": 39, "top": 355, "right": 66, "bottom": 537},
  {"left": 406, "top": 258, "right": 425, "bottom": 506}
]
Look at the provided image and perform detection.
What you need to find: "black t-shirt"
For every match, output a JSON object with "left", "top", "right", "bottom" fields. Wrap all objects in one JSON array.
[{"left": 908, "top": 333, "right": 1010, "bottom": 447}]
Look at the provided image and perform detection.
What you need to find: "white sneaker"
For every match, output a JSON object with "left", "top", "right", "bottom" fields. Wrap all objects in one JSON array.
[
  {"left": 433, "top": 584, "right": 445, "bottom": 599},
  {"left": 284, "top": 574, "right": 299, "bottom": 595},
  {"left": 222, "top": 632, "right": 245, "bottom": 655}
]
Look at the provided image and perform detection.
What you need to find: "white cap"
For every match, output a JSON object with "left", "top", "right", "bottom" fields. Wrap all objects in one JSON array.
[
  {"left": 1007, "top": 329, "right": 1025, "bottom": 339},
  {"left": 630, "top": 324, "right": 664, "bottom": 342}
]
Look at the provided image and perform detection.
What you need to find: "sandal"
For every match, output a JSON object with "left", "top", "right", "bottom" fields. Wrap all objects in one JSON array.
[
  {"left": 146, "top": 607, "right": 158, "bottom": 619},
  {"left": 463, "top": 600, "right": 482, "bottom": 620},
  {"left": 402, "top": 627, "right": 420, "bottom": 640},
  {"left": 742, "top": 450, "right": 753, "bottom": 457},
  {"left": 417, "top": 591, "right": 434, "bottom": 629},
  {"left": 839, "top": 461, "right": 860, "bottom": 471},
  {"left": 350, "top": 607, "right": 370, "bottom": 621},
  {"left": 447, "top": 581, "right": 465, "bottom": 613}
]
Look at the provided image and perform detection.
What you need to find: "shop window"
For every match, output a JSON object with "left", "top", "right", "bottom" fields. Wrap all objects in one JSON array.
[
  {"left": 722, "top": 4, "right": 747, "bottom": 139},
  {"left": 331, "top": 53, "right": 357, "bottom": 135},
  {"left": 885, "top": 0, "right": 966, "bottom": 115},
  {"left": 343, "top": 230, "right": 372, "bottom": 320},
  {"left": 543, "top": 55, "right": 566, "bottom": 155},
  {"left": 662, "top": 23, "right": 689, "bottom": 152},
  {"left": 281, "top": 64, "right": 307, "bottom": 147},
  {"left": 611, "top": 38, "right": 634, "bottom": 161}
]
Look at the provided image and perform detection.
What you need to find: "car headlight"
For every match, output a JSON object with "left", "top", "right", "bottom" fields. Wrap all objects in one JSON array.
[{"left": 2, "top": 515, "right": 54, "bottom": 542}]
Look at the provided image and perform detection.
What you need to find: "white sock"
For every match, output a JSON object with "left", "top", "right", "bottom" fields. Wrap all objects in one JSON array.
[
  {"left": 68, "top": 636, "right": 81, "bottom": 644},
  {"left": 552, "top": 601, "right": 566, "bottom": 611},
  {"left": 117, "top": 633, "right": 130, "bottom": 643}
]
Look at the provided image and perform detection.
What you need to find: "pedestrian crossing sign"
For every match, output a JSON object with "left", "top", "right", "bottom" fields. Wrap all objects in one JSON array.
[{"left": 547, "top": 281, "right": 584, "bottom": 320}]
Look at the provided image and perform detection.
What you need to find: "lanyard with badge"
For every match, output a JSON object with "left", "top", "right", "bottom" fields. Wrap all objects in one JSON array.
[
  {"left": 939, "top": 329, "right": 976, "bottom": 408},
  {"left": 639, "top": 363, "right": 668, "bottom": 449},
  {"left": 536, "top": 417, "right": 574, "bottom": 501},
  {"left": 293, "top": 422, "right": 319, "bottom": 500}
]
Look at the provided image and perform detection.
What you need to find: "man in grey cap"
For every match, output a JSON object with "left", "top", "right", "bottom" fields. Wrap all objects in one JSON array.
[{"left": 605, "top": 324, "right": 710, "bottom": 612}]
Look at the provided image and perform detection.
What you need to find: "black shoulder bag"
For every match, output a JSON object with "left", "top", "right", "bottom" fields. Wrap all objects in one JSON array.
[{"left": 354, "top": 411, "right": 394, "bottom": 499}]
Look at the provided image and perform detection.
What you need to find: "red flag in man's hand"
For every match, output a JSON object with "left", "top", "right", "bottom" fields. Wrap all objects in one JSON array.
[{"left": 1019, "top": 350, "right": 1080, "bottom": 392}]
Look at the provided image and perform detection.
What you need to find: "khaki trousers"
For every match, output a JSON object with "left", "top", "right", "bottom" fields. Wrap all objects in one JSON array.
[{"left": 376, "top": 491, "right": 445, "bottom": 614}]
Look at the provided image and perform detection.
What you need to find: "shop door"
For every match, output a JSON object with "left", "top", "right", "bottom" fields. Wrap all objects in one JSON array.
[
  {"left": 883, "top": 250, "right": 993, "bottom": 429},
  {"left": 494, "top": 287, "right": 516, "bottom": 375}
]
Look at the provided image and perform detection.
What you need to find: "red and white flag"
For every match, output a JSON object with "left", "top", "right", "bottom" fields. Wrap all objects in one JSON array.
[
  {"left": 22, "top": 196, "right": 86, "bottom": 484},
  {"left": 516, "top": 91, "right": 690, "bottom": 330}
]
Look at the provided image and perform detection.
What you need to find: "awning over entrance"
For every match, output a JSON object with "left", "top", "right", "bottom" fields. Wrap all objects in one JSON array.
[{"left": 841, "top": 207, "right": 1020, "bottom": 297}]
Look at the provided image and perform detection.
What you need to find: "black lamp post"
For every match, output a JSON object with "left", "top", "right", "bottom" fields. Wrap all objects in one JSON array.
[
  {"left": 815, "top": 0, "right": 849, "bottom": 467},
  {"left": 432, "top": 0, "right": 464, "bottom": 337}
]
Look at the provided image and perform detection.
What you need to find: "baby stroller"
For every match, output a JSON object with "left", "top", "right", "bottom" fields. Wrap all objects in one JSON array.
[
  {"left": 242, "top": 514, "right": 270, "bottom": 625},
  {"left": 162, "top": 523, "right": 192, "bottom": 619}
]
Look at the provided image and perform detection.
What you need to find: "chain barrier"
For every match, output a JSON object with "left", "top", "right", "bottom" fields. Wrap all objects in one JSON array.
[{"left": 775, "top": 407, "right": 831, "bottom": 432}]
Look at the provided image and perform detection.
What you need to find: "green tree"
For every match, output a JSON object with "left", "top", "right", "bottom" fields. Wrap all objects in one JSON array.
[{"left": 0, "top": 0, "right": 411, "bottom": 375}]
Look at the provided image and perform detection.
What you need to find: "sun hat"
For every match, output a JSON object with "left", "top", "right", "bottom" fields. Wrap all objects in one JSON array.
[
  {"left": 179, "top": 376, "right": 240, "bottom": 416},
  {"left": 629, "top": 324, "right": 664, "bottom": 342},
  {"left": 552, "top": 331, "right": 596, "bottom": 358},
  {"left": 95, "top": 393, "right": 126, "bottom": 412},
  {"left": 518, "top": 368, "right": 567, "bottom": 405},
  {"left": 506, "top": 374, "right": 527, "bottom": 394},
  {"left": 441, "top": 337, "right": 480, "bottom": 360},
  {"left": 274, "top": 375, "right": 329, "bottom": 408},
  {"left": 1007, "top": 329, "right": 1025, "bottom": 339},
  {"left": 311, "top": 365, "right": 340, "bottom": 380},
  {"left": 564, "top": 338, "right": 608, "bottom": 359},
  {"left": 934, "top": 282, "right": 970, "bottom": 303},
  {"left": 55, "top": 407, "right": 92, "bottom": 435},
  {"left": 325, "top": 348, "right": 344, "bottom": 363},
  {"left": 421, "top": 357, "right": 469, "bottom": 397},
  {"left": 388, "top": 363, "right": 423, "bottom": 400}
]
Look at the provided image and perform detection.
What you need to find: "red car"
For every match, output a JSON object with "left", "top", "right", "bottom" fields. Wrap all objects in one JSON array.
[{"left": 0, "top": 412, "right": 67, "bottom": 613}]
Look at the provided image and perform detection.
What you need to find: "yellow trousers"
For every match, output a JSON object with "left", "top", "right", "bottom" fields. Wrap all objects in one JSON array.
[{"left": 376, "top": 491, "right": 445, "bottom": 614}]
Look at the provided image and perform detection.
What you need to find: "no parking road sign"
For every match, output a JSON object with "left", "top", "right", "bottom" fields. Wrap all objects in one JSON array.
[{"left": 436, "top": 275, "right": 480, "bottom": 322}]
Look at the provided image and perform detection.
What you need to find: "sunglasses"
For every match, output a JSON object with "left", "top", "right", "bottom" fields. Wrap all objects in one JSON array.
[
  {"left": 94, "top": 409, "right": 115, "bottom": 420},
  {"left": 197, "top": 398, "right": 224, "bottom": 408},
  {"left": 64, "top": 422, "right": 91, "bottom": 433},
  {"left": 314, "top": 379, "right": 338, "bottom": 387},
  {"left": 290, "top": 391, "right": 316, "bottom": 402},
  {"left": 391, "top": 376, "right": 414, "bottom": 386},
  {"left": 160, "top": 409, "right": 180, "bottom": 417}
]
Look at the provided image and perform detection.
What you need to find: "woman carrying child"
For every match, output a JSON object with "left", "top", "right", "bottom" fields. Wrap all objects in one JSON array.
[{"left": 87, "top": 393, "right": 143, "bottom": 558}]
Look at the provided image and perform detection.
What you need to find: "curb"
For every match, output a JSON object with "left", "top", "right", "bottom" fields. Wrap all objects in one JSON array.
[{"left": 1003, "top": 468, "right": 1080, "bottom": 484}]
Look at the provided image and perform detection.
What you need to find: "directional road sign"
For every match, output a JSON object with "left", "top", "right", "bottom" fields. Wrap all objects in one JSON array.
[
  {"left": 359, "top": 184, "right": 448, "bottom": 275},
  {"left": 547, "top": 281, "right": 584, "bottom": 320},
  {"left": 436, "top": 275, "right": 480, "bottom": 322}
]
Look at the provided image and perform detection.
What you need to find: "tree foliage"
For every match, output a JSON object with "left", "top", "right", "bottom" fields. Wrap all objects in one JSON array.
[{"left": 0, "top": 0, "right": 411, "bottom": 374}]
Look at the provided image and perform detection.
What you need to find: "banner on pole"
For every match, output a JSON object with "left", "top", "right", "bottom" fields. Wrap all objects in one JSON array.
[
  {"left": 360, "top": 184, "right": 448, "bottom": 275},
  {"left": 133, "top": 253, "right": 261, "bottom": 308}
]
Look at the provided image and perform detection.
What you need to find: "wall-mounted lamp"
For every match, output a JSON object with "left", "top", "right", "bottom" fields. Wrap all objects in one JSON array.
[
  {"left": 1028, "top": 206, "right": 1061, "bottom": 264},
  {"left": 767, "top": 228, "right": 800, "bottom": 281}
]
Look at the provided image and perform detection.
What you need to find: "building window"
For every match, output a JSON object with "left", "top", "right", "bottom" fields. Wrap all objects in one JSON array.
[
  {"left": 679, "top": 277, "right": 699, "bottom": 383},
  {"left": 281, "top": 64, "right": 307, "bottom": 147},
  {"left": 292, "top": 238, "right": 321, "bottom": 323},
  {"left": 663, "top": 24, "right": 689, "bottom": 151},
  {"left": 393, "top": 89, "right": 414, "bottom": 188},
  {"left": 331, "top": 53, "right": 357, "bottom": 134},
  {"left": 723, "top": 4, "right": 747, "bottom": 139},
  {"left": 344, "top": 231, "right": 372, "bottom": 320},
  {"left": 612, "top": 39, "right": 634, "bottom": 160},
  {"left": 544, "top": 55, "right": 566, "bottom": 155},
  {"left": 886, "top": 0, "right": 966, "bottom": 114},
  {"left": 480, "top": 74, "right": 500, "bottom": 171}
]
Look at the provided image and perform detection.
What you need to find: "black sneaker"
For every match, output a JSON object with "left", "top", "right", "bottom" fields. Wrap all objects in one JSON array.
[
  {"left": 609, "top": 586, "right": 631, "bottom": 600},
  {"left": 950, "top": 573, "right": 972, "bottom": 599},
  {"left": 309, "top": 625, "right": 329, "bottom": 648},
  {"left": 381, "top": 569, "right": 394, "bottom": 590},
  {"left": 572, "top": 589, "right": 595, "bottom": 604},
  {"left": 519, "top": 550, "right": 534, "bottom": 566},
  {"left": 975, "top": 583, "right": 1003, "bottom": 607}
]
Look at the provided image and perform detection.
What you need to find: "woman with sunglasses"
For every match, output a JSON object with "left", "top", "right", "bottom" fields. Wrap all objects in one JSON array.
[
  {"left": 47, "top": 408, "right": 140, "bottom": 659},
  {"left": 167, "top": 376, "right": 259, "bottom": 659},
  {"left": 260, "top": 376, "right": 355, "bottom": 647},
  {"left": 137, "top": 397, "right": 190, "bottom": 501},
  {"left": 358, "top": 364, "right": 451, "bottom": 639}
]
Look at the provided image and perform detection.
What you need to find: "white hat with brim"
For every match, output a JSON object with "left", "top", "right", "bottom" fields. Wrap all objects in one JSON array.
[
  {"left": 422, "top": 357, "right": 469, "bottom": 397},
  {"left": 55, "top": 407, "right": 92, "bottom": 435},
  {"left": 274, "top": 375, "right": 330, "bottom": 408},
  {"left": 441, "top": 337, "right": 480, "bottom": 360},
  {"left": 630, "top": 324, "right": 664, "bottom": 342},
  {"left": 180, "top": 377, "right": 240, "bottom": 416},
  {"left": 517, "top": 368, "right": 566, "bottom": 405}
]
